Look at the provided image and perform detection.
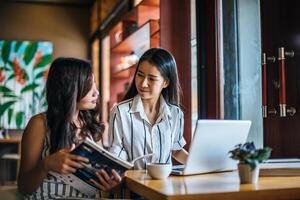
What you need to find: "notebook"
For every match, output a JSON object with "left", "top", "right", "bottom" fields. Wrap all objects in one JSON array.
[
  {"left": 260, "top": 158, "right": 300, "bottom": 176},
  {"left": 172, "top": 119, "right": 251, "bottom": 175}
]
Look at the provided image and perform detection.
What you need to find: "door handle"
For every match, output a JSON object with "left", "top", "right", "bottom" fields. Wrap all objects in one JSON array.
[
  {"left": 262, "top": 53, "right": 276, "bottom": 118},
  {"left": 278, "top": 47, "right": 295, "bottom": 117},
  {"left": 278, "top": 47, "right": 287, "bottom": 117},
  {"left": 268, "top": 108, "right": 277, "bottom": 115},
  {"left": 287, "top": 107, "right": 296, "bottom": 116}
]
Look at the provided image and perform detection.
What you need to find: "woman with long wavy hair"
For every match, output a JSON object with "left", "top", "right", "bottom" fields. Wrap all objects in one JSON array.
[{"left": 18, "top": 57, "right": 121, "bottom": 199}]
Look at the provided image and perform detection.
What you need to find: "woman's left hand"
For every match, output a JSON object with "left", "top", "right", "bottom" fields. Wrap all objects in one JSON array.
[{"left": 91, "top": 169, "right": 123, "bottom": 192}]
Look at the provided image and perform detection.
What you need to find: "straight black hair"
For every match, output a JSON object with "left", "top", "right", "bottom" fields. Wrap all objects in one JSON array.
[{"left": 123, "top": 48, "right": 182, "bottom": 106}]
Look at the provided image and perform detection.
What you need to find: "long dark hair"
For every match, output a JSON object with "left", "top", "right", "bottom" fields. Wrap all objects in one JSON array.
[
  {"left": 46, "top": 57, "right": 104, "bottom": 153},
  {"left": 123, "top": 48, "right": 182, "bottom": 106}
]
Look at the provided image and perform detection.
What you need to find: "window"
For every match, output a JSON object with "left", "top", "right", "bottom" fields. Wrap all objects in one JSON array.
[
  {"left": 222, "top": 0, "right": 263, "bottom": 146},
  {"left": 191, "top": 0, "right": 198, "bottom": 135},
  {"left": 193, "top": 0, "right": 263, "bottom": 145}
]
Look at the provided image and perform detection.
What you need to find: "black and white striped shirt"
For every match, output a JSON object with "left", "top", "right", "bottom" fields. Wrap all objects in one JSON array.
[
  {"left": 24, "top": 117, "right": 99, "bottom": 200},
  {"left": 108, "top": 95, "right": 186, "bottom": 169}
]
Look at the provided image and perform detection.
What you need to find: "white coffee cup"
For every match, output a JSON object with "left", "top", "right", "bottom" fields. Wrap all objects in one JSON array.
[{"left": 146, "top": 163, "right": 172, "bottom": 179}]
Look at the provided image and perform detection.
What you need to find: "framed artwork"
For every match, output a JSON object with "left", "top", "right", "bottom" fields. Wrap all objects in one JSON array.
[{"left": 0, "top": 40, "right": 53, "bottom": 129}]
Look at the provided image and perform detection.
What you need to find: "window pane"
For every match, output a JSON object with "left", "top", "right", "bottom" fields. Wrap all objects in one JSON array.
[
  {"left": 191, "top": 0, "right": 198, "bottom": 135},
  {"left": 222, "top": 0, "right": 263, "bottom": 147}
]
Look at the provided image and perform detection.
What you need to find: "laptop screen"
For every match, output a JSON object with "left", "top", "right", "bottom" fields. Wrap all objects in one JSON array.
[{"left": 178, "top": 120, "right": 251, "bottom": 175}]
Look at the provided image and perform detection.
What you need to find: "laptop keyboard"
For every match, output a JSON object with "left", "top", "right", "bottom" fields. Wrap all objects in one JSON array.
[{"left": 172, "top": 165, "right": 185, "bottom": 171}]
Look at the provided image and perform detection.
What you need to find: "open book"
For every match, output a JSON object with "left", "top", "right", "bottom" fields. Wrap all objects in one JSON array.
[
  {"left": 260, "top": 158, "right": 300, "bottom": 176},
  {"left": 49, "top": 138, "right": 152, "bottom": 196}
]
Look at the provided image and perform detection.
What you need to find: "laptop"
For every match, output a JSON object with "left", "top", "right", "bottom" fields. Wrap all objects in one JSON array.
[{"left": 172, "top": 120, "right": 251, "bottom": 175}]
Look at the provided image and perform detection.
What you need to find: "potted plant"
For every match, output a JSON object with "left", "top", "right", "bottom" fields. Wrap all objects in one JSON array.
[{"left": 229, "top": 141, "right": 272, "bottom": 184}]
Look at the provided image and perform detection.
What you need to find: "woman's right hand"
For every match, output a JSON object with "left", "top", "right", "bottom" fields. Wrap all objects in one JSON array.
[
  {"left": 42, "top": 145, "right": 89, "bottom": 174},
  {"left": 91, "top": 169, "right": 123, "bottom": 192}
]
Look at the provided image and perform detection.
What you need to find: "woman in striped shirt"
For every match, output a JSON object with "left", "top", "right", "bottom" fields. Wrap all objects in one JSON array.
[
  {"left": 18, "top": 58, "right": 122, "bottom": 199},
  {"left": 109, "top": 48, "right": 189, "bottom": 169}
]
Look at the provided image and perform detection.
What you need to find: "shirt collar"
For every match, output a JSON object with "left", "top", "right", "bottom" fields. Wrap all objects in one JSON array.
[
  {"left": 129, "top": 94, "right": 172, "bottom": 121},
  {"left": 129, "top": 94, "right": 144, "bottom": 114},
  {"left": 158, "top": 95, "right": 172, "bottom": 119}
]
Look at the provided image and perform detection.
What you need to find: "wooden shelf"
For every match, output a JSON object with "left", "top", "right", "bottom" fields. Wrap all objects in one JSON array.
[
  {"left": 109, "top": 22, "right": 123, "bottom": 47},
  {"left": 112, "top": 63, "right": 137, "bottom": 79},
  {"left": 111, "top": 20, "right": 159, "bottom": 53},
  {"left": 125, "top": 0, "right": 159, "bottom": 27},
  {"left": 123, "top": 7, "right": 138, "bottom": 22},
  {"left": 150, "top": 30, "right": 160, "bottom": 48},
  {"left": 136, "top": 4, "right": 159, "bottom": 27},
  {"left": 136, "top": 0, "right": 160, "bottom": 7},
  {"left": 0, "top": 138, "right": 21, "bottom": 143},
  {"left": 107, "top": 0, "right": 161, "bottom": 111}
]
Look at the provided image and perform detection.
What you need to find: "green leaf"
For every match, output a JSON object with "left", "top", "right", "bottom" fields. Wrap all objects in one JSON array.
[
  {"left": 8, "top": 108, "right": 13, "bottom": 125},
  {"left": 41, "top": 88, "right": 46, "bottom": 96},
  {"left": 4, "top": 61, "right": 14, "bottom": 72},
  {"left": 35, "top": 71, "right": 45, "bottom": 80},
  {"left": 247, "top": 159, "right": 259, "bottom": 170},
  {"left": 24, "top": 42, "right": 38, "bottom": 65},
  {"left": 7, "top": 60, "right": 14, "bottom": 68},
  {"left": 42, "top": 101, "right": 48, "bottom": 108},
  {"left": 15, "top": 111, "right": 25, "bottom": 128},
  {"left": 1, "top": 66, "right": 11, "bottom": 71},
  {"left": 6, "top": 73, "right": 15, "bottom": 82},
  {"left": 229, "top": 141, "right": 272, "bottom": 170},
  {"left": 40, "top": 88, "right": 46, "bottom": 99},
  {"left": 34, "top": 54, "right": 52, "bottom": 69},
  {"left": 1, "top": 41, "right": 12, "bottom": 63},
  {"left": 3, "top": 93, "right": 18, "bottom": 99},
  {"left": 0, "top": 85, "right": 13, "bottom": 93},
  {"left": 0, "top": 101, "right": 17, "bottom": 118},
  {"left": 256, "top": 148, "right": 272, "bottom": 162},
  {"left": 21, "top": 68, "right": 29, "bottom": 81},
  {"left": 14, "top": 41, "right": 23, "bottom": 52},
  {"left": 20, "top": 83, "right": 39, "bottom": 93}
]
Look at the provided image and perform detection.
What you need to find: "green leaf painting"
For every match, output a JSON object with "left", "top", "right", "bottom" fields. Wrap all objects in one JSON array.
[
  {"left": 24, "top": 42, "right": 38, "bottom": 65},
  {"left": 0, "top": 101, "right": 17, "bottom": 117},
  {"left": 15, "top": 111, "right": 25, "bottom": 129},
  {"left": 1, "top": 41, "right": 12, "bottom": 64},
  {"left": 35, "top": 71, "right": 45, "bottom": 79},
  {"left": 14, "top": 42, "right": 22, "bottom": 53},
  {"left": 0, "top": 40, "right": 53, "bottom": 129},
  {"left": 3, "top": 93, "right": 19, "bottom": 99},
  {"left": 8, "top": 108, "right": 13, "bottom": 125},
  {"left": 34, "top": 54, "right": 52, "bottom": 69},
  {"left": 0, "top": 85, "right": 13, "bottom": 93},
  {"left": 21, "top": 83, "right": 39, "bottom": 93},
  {"left": 6, "top": 74, "right": 15, "bottom": 82}
]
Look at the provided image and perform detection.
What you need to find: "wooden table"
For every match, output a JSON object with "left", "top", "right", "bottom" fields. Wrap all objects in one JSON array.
[{"left": 125, "top": 170, "right": 300, "bottom": 200}]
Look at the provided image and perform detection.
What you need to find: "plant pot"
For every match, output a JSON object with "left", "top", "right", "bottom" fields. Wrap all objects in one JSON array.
[{"left": 238, "top": 163, "right": 259, "bottom": 184}]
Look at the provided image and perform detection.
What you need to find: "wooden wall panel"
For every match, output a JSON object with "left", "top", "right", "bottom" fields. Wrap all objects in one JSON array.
[{"left": 160, "top": 0, "right": 192, "bottom": 148}]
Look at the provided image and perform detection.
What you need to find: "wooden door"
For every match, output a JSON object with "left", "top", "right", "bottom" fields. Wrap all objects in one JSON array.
[{"left": 261, "top": 0, "right": 300, "bottom": 157}]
